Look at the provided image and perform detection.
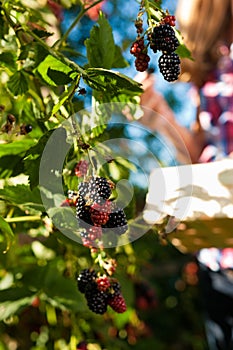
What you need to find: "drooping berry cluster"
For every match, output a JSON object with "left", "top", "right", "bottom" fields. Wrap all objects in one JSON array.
[
  {"left": 130, "top": 7, "right": 181, "bottom": 82},
  {"left": 75, "top": 176, "right": 128, "bottom": 247},
  {"left": 149, "top": 22, "right": 180, "bottom": 82},
  {"left": 74, "top": 160, "right": 89, "bottom": 177},
  {"left": 77, "top": 269, "right": 127, "bottom": 314},
  {"left": 130, "top": 38, "right": 150, "bottom": 72}
]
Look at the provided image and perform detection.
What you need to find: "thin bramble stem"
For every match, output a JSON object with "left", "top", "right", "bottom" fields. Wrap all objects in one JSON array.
[
  {"left": 5, "top": 216, "right": 42, "bottom": 223},
  {"left": 57, "top": 0, "right": 105, "bottom": 49}
]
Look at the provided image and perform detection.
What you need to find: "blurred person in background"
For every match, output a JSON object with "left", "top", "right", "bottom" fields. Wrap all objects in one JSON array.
[{"left": 136, "top": 0, "right": 233, "bottom": 349}]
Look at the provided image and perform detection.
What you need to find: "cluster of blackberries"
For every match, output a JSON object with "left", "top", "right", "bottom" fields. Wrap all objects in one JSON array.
[
  {"left": 77, "top": 269, "right": 127, "bottom": 314},
  {"left": 130, "top": 38, "right": 150, "bottom": 72},
  {"left": 149, "top": 23, "right": 180, "bottom": 82},
  {"left": 74, "top": 176, "right": 128, "bottom": 247}
]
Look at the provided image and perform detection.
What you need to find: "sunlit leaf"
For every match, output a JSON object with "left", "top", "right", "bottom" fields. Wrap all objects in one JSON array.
[
  {"left": 0, "top": 140, "right": 37, "bottom": 157},
  {"left": 0, "top": 296, "right": 35, "bottom": 320},
  {"left": 7, "top": 70, "right": 29, "bottom": 95},
  {"left": 0, "top": 52, "right": 17, "bottom": 71},
  {"left": 0, "top": 185, "right": 44, "bottom": 213},
  {"left": 36, "top": 55, "right": 77, "bottom": 86},
  {"left": 85, "top": 12, "right": 115, "bottom": 69},
  {"left": 84, "top": 68, "right": 142, "bottom": 94},
  {"left": 0, "top": 216, "right": 14, "bottom": 253},
  {"left": 112, "top": 45, "right": 129, "bottom": 69}
]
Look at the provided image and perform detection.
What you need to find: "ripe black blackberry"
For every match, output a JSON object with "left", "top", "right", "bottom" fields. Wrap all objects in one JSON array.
[
  {"left": 78, "top": 176, "right": 113, "bottom": 205},
  {"left": 158, "top": 52, "right": 180, "bottom": 82},
  {"left": 150, "top": 24, "right": 179, "bottom": 53},
  {"left": 153, "top": 23, "right": 175, "bottom": 38},
  {"left": 78, "top": 181, "right": 89, "bottom": 199},
  {"left": 76, "top": 196, "right": 92, "bottom": 226},
  {"left": 111, "top": 280, "right": 121, "bottom": 294},
  {"left": 77, "top": 269, "right": 97, "bottom": 294},
  {"left": 85, "top": 285, "right": 108, "bottom": 314},
  {"left": 88, "top": 176, "right": 112, "bottom": 203},
  {"left": 103, "top": 206, "right": 128, "bottom": 235}
]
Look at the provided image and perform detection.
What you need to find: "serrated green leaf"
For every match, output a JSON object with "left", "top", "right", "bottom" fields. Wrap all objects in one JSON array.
[
  {"left": 0, "top": 139, "right": 37, "bottom": 157},
  {"left": 32, "top": 28, "right": 53, "bottom": 39},
  {"left": 42, "top": 261, "right": 85, "bottom": 311},
  {"left": 84, "top": 68, "right": 142, "bottom": 94},
  {"left": 0, "top": 52, "right": 17, "bottom": 71},
  {"left": 175, "top": 44, "right": 193, "bottom": 60},
  {"left": 52, "top": 80, "right": 78, "bottom": 115},
  {"left": 36, "top": 55, "right": 77, "bottom": 86},
  {"left": 0, "top": 216, "right": 14, "bottom": 253},
  {"left": 34, "top": 43, "right": 50, "bottom": 67},
  {"left": 24, "top": 157, "right": 41, "bottom": 190},
  {"left": 0, "top": 185, "right": 44, "bottom": 213},
  {"left": 7, "top": 70, "right": 29, "bottom": 95},
  {"left": 148, "top": 0, "right": 162, "bottom": 10},
  {"left": 174, "top": 29, "right": 193, "bottom": 60},
  {"left": 23, "top": 130, "right": 53, "bottom": 189},
  {"left": 0, "top": 155, "right": 24, "bottom": 179},
  {"left": 0, "top": 287, "right": 35, "bottom": 320},
  {"left": 47, "top": 68, "right": 73, "bottom": 85},
  {"left": 112, "top": 45, "right": 129, "bottom": 68},
  {"left": 0, "top": 297, "right": 35, "bottom": 320},
  {"left": 85, "top": 12, "right": 115, "bottom": 69}
]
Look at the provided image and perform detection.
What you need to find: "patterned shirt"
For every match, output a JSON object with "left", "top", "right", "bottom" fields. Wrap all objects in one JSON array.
[
  {"left": 198, "top": 44, "right": 233, "bottom": 162},
  {"left": 197, "top": 44, "right": 233, "bottom": 270}
]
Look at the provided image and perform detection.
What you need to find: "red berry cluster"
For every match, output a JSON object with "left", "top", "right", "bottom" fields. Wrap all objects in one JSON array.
[
  {"left": 75, "top": 176, "right": 128, "bottom": 248},
  {"left": 90, "top": 201, "right": 111, "bottom": 226},
  {"left": 77, "top": 269, "right": 127, "bottom": 314},
  {"left": 162, "top": 15, "right": 176, "bottom": 26},
  {"left": 74, "top": 160, "right": 89, "bottom": 177},
  {"left": 130, "top": 38, "right": 150, "bottom": 72}
]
